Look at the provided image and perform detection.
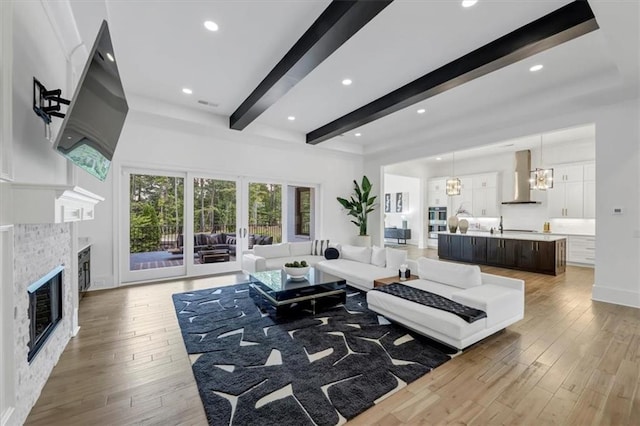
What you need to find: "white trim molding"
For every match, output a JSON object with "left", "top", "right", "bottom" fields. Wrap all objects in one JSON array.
[
  {"left": 11, "top": 184, "right": 104, "bottom": 224},
  {"left": 0, "top": 0, "right": 13, "bottom": 182},
  {"left": 1, "top": 225, "right": 15, "bottom": 426},
  {"left": 592, "top": 284, "right": 640, "bottom": 309}
]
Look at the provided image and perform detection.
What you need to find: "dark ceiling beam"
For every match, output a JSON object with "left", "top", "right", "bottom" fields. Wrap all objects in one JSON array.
[
  {"left": 229, "top": 0, "right": 393, "bottom": 131},
  {"left": 306, "top": 0, "right": 598, "bottom": 145}
]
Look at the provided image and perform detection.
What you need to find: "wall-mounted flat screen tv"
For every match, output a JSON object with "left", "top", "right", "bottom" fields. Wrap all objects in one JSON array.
[{"left": 53, "top": 20, "right": 128, "bottom": 181}]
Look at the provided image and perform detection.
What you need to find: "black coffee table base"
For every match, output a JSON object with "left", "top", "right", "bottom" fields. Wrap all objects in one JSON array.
[{"left": 249, "top": 284, "right": 346, "bottom": 317}]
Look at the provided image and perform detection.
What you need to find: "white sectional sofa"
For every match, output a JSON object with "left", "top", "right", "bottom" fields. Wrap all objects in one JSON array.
[
  {"left": 367, "top": 257, "right": 524, "bottom": 350},
  {"left": 242, "top": 241, "right": 327, "bottom": 273},
  {"left": 315, "top": 245, "right": 416, "bottom": 292},
  {"left": 242, "top": 243, "right": 415, "bottom": 292}
]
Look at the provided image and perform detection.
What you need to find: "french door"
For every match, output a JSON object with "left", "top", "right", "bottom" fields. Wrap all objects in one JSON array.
[
  {"left": 121, "top": 169, "right": 303, "bottom": 283},
  {"left": 122, "top": 170, "right": 245, "bottom": 282},
  {"left": 244, "top": 180, "right": 283, "bottom": 247}
]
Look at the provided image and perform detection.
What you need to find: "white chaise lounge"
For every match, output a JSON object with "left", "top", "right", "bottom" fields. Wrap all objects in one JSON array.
[{"left": 367, "top": 257, "right": 524, "bottom": 350}]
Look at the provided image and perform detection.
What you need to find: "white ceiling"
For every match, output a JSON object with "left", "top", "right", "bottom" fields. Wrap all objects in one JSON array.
[{"left": 68, "top": 0, "right": 638, "bottom": 157}]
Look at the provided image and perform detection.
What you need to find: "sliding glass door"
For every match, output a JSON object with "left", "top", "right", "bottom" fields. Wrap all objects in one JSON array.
[
  {"left": 123, "top": 171, "right": 186, "bottom": 282},
  {"left": 122, "top": 170, "right": 316, "bottom": 283},
  {"left": 189, "top": 176, "right": 242, "bottom": 275},
  {"left": 244, "top": 181, "right": 283, "bottom": 248}
]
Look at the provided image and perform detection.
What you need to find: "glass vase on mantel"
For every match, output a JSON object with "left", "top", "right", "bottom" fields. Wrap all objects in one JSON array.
[{"left": 448, "top": 216, "right": 459, "bottom": 233}]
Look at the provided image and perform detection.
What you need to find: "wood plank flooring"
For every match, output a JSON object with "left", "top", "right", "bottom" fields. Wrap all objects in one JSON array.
[{"left": 25, "top": 249, "right": 639, "bottom": 425}]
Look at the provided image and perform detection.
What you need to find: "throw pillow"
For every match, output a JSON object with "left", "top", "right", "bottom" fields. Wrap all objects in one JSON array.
[
  {"left": 341, "top": 245, "right": 372, "bottom": 264},
  {"left": 311, "top": 239, "right": 330, "bottom": 256},
  {"left": 417, "top": 257, "right": 482, "bottom": 289},
  {"left": 209, "top": 233, "right": 223, "bottom": 245},
  {"left": 385, "top": 247, "right": 407, "bottom": 270},
  {"left": 225, "top": 236, "right": 237, "bottom": 245},
  {"left": 324, "top": 247, "right": 340, "bottom": 260},
  {"left": 370, "top": 245, "right": 386, "bottom": 267}
]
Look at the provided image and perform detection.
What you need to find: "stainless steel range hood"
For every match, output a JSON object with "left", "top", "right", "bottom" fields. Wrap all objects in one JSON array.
[{"left": 501, "top": 150, "right": 540, "bottom": 205}]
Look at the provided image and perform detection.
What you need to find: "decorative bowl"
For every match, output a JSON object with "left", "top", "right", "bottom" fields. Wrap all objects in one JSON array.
[{"left": 283, "top": 265, "right": 310, "bottom": 280}]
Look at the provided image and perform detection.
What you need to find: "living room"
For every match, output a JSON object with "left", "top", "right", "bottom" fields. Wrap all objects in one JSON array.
[{"left": 1, "top": 1, "right": 639, "bottom": 425}]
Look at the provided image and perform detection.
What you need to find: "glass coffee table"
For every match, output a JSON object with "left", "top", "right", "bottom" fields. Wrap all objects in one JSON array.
[{"left": 249, "top": 268, "right": 346, "bottom": 316}]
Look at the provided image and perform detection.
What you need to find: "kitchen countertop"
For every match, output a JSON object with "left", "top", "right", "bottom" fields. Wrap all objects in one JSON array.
[{"left": 436, "top": 230, "right": 568, "bottom": 242}]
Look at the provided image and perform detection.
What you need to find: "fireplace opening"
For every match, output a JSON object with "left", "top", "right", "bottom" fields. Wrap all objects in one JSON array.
[{"left": 27, "top": 265, "right": 64, "bottom": 362}]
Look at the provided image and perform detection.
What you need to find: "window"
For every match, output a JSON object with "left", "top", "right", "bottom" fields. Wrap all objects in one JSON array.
[{"left": 295, "top": 187, "right": 311, "bottom": 236}]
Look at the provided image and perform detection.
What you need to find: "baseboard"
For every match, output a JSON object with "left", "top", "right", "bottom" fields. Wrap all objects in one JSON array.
[{"left": 592, "top": 284, "right": 640, "bottom": 308}]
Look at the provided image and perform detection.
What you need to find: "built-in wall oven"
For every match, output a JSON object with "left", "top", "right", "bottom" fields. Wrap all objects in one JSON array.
[{"left": 428, "top": 206, "right": 447, "bottom": 239}]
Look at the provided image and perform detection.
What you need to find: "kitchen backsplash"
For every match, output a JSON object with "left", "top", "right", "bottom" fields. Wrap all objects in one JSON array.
[{"left": 461, "top": 203, "right": 595, "bottom": 235}]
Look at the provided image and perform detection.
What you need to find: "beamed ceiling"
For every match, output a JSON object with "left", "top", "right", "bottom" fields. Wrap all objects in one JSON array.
[{"left": 68, "top": 0, "right": 639, "bottom": 156}]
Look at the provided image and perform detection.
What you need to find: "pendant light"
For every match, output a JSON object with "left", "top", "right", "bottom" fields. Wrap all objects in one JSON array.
[
  {"left": 530, "top": 134, "right": 554, "bottom": 190},
  {"left": 446, "top": 152, "right": 461, "bottom": 196}
]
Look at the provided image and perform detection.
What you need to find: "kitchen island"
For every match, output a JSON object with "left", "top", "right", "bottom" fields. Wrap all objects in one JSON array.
[{"left": 438, "top": 231, "right": 566, "bottom": 275}]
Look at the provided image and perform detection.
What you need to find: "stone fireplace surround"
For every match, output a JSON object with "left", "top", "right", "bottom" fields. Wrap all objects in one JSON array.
[{"left": 12, "top": 224, "right": 72, "bottom": 424}]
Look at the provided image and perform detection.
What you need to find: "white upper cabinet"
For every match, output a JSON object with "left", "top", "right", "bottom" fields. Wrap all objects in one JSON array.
[
  {"left": 450, "top": 177, "right": 473, "bottom": 214},
  {"left": 554, "top": 164, "right": 583, "bottom": 183},
  {"left": 429, "top": 173, "right": 499, "bottom": 217},
  {"left": 427, "top": 178, "right": 448, "bottom": 207},
  {"left": 583, "top": 181, "right": 596, "bottom": 218},
  {"left": 473, "top": 186, "right": 498, "bottom": 217},
  {"left": 583, "top": 163, "right": 596, "bottom": 181},
  {"left": 472, "top": 173, "right": 497, "bottom": 189},
  {"left": 548, "top": 162, "right": 594, "bottom": 218},
  {"left": 471, "top": 172, "right": 498, "bottom": 217}
]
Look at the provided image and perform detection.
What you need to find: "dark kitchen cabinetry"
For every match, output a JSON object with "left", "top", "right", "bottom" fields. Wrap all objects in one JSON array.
[
  {"left": 438, "top": 234, "right": 463, "bottom": 259},
  {"left": 438, "top": 233, "right": 566, "bottom": 275},
  {"left": 486, "top": 238, "right": 518, "bottom": 268},
  {"left": 461, "top": 236, "right": 487, "bottom": 263},
  {"left": 518, "top": 239, "right": 565, "bottom": 275}
]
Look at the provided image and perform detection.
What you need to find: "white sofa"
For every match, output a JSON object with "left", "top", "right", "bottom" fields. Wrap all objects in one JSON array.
[
  {"left": 242, "top": 241, "right": 328, "bottom": 273},
  {"left": 243, "top": 243, "right": 416, "bottom": 292},
  {"left": 367, "top": 257, "right": 524, "bottom": 350},
  {"left": 315, "top": 245, "right": 417, "bottom": 292}
]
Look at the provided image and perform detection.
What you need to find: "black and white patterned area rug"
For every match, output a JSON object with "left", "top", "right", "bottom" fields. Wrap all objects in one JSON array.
[{"left": 172, "top": 283, "right": 455, "bottom": 426}]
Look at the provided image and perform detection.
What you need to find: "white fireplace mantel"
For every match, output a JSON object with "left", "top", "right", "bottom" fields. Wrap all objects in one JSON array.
[{"left": 11, "top": 183, "right": 104, "bottom": 224}]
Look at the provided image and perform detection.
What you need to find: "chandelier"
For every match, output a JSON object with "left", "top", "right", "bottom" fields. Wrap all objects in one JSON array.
[{"left": 530, "top": 135, "right": 554, "bottom": 190}]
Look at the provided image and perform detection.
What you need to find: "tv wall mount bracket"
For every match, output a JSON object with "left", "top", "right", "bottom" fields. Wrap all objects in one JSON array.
[{"left": 33, "top": 77, "right": 70, "bottom": 124}]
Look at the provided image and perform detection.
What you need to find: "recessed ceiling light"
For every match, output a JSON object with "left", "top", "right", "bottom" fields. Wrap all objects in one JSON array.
[
  {"left": 462, "top": 0, "right": 478, "bottom": 8},
  {"left": 355, "top": 133, "right": 361, "bottom": 137},
  {"left": 106, "top": 52, "right": 114, "bottom": 62},
  {"left": 436, "top": 157, "right": 442, "bottom": 161},
  {"left": 529, "top": 64, "right": 544, "bottom": 72},
  {"left": 204, "top": 21, "right": 219, "bottom": 32},
  {"left": 182, "top": 88, "right": 193, "bottom": 95},
  {"left": 417, "top": 108, "right": 426, "bottom": 114},
  {"left": 288, "top": 116, "right": 295, "bottom": 121},
  {"left": 342, "top": 79, "right": 352, "bottom": 86}
]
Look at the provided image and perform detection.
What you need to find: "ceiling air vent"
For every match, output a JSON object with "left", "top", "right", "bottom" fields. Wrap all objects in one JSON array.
[{"left": 197, "top": 100, "right": 219, "bottom": 108}]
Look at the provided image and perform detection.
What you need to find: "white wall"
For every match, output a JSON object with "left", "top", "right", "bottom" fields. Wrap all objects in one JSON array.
[
  {"left": 78, "top": 107, "right": 364, "bottom": 288},
  {"left": 12, "top": 2, "right": 69, "bottom": 185},
  {"left": 365, "top": 100, "right": 640, "bottom": 308},
  {"left": 383, "top": 174, "right": 421, "bottom": 246}
]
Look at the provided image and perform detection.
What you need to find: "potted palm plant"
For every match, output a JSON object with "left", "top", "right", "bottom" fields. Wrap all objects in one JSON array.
[{"left": 337, "top": 175, "right": 376, "bottom": 247}]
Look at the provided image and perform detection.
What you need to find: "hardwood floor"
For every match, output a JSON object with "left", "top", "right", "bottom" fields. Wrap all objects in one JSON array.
[{"left": 25, "top": 249, "right": 639, "bottom": 425}]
